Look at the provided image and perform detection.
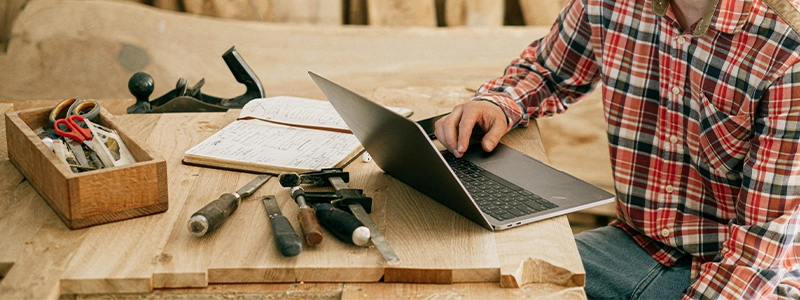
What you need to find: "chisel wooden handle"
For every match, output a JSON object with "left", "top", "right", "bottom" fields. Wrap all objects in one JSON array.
[
  {"left": 291, "top": 187, "right": 323, "bottom": 246},
  {"left": 269, "top": 214, "right": 303, "bottom": 257},
  {"left": 315, "top": 203, "right": 370, "bottom": 246},
  {"left": 297, "top": 208, "right": 323, "bottom": 246},
  {"left": 188, "top": 193, "right": 240, "bottom": 237}
]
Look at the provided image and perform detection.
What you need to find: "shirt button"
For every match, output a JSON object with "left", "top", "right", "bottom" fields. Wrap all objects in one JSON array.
[
  {"left": 671, "top": 86, "right": 681, "bottom": 94},
  {"left": 677, "top": 36, "right": 686, "bottom": 44},
  {"left": 661, "top": 228, "right": 670, "bottom": 237},
  {"left": 669, "top": 135, "right": 678, "bottom": 144},
  {"left": 665, "top": 185, "right": 674, "bottom": 193}
]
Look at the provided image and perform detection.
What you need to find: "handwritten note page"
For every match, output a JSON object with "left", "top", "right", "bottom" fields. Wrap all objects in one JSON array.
[
  {"left": 240, "top": 96, "right": 349, "bottom": 130},
  {"left": 184, "top": 119, "right": 361, "bottom": 172},
  {"left": 239, "top": 96, "right": 413, "bottom": 131}
]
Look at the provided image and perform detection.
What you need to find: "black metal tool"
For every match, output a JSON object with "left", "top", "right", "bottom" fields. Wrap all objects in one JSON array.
[
  {"left": 278, "top": 169, "right": 400, "bottom": 264},
  {"left": 188, "top": 174, "right": 271, "bottom": 237},
  {"left": 127, "top": 46, "right": 264, "bottom": 114},
  {"left": 262, "top": 195, "right": 302, "bottom": 257}
]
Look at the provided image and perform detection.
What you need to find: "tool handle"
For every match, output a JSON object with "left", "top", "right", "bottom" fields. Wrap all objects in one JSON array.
[
  {"left": 315, "top": 203, "right": 370, "bottom": 246},
  {"left": 188, "top": 193, "right": 240, "bottom": 237},
  {"left": 297, "top": 207, "right": 323, "bottom": 246},
  {"left": 270, "top": 215, "right": 302, "bottom": 257}
]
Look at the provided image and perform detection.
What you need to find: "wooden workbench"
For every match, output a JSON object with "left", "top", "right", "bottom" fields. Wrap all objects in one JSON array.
[{"left": 0, "top": 86, "right": 586, "bottom": 299}]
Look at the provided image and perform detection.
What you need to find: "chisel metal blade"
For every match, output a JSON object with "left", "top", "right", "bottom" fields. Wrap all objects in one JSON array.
[
  {"left": 236, "top": 174, "right": 271, "bottom": 197},
  {"left": 348, "top": 204, "right": 400, "bottom": 265}
]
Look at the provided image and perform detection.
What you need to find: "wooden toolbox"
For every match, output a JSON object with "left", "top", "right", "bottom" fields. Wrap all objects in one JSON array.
[{"left": 5, "top": 106, "right": 168, "bottom": 229}]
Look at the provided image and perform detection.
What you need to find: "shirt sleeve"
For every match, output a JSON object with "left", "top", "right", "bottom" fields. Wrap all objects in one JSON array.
[
  {"left": 471, "top": 0, "right": 601, "bottom": 131},
  {"left": 683, "top": 63, "right": 800, "bottom": 300}
]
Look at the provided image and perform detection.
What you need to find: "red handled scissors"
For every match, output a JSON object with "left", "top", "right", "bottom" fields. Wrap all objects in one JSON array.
[{"left": 54, "top": 115, "right": 93, "bottom": 144}]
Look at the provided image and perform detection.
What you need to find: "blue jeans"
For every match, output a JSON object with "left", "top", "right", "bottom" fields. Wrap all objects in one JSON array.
[{"left": 574, "top": 226, "right": 692, "bottom": 300}]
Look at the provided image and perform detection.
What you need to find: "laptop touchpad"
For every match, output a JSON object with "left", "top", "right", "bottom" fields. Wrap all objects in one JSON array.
[{"left": 466, "top": 145, "right": 576, "bottom": 190}]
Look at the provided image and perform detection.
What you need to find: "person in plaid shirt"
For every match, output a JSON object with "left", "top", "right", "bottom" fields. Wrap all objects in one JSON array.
[{"left": 434, "top": 0, "right": 800, "bottom": 298}]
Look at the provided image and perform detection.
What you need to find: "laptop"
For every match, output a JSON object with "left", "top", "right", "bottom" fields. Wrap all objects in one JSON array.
[{"left": 309, "top": 71, "right": 615, "bottom": 231}]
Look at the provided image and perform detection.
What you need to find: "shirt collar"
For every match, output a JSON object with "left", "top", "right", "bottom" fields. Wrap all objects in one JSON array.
[{"left": 651, "top": 0, "right": 753, "bottom": 37}]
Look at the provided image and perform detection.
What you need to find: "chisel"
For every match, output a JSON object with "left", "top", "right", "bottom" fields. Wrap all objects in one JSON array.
[
  {"left": 290, "top": 186, "right": 323, "bottom": 246},
  {"left": 262, "top": 195, "right": 302, "bottom": 257},
  {"left": 188, "top": 174, "right": 271, "bottom": 237}
]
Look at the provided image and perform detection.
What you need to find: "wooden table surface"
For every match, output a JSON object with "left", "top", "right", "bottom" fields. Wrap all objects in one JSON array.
[
  {"left": 0, "top": 87, "right": 586, "bottom": 299},
  {"left": 0, "top": 1, "right": 589, "bottom": 298}
]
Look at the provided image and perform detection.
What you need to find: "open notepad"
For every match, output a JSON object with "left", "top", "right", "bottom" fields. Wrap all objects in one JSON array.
[{"left": 182, "top": 96, "right": 412, "bottom": 174}]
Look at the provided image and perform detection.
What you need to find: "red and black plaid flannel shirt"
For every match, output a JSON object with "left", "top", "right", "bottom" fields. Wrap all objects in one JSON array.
[{"left": 474, "top": 0, "right": 800, "bottom": 298}]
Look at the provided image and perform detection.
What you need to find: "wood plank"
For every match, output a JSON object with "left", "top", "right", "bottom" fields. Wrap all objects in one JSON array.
[
  {"left": 151, "top": 169, "right": 242, "bottom": 288},
  {"left": 58, "top": 112, "right": 229, "bottom": 294},
  {"left": 347, "top": 0, "right": 368, "bottom": 24},
  {"left": 62, "top": 283, "right": 343, "bottom": 299},
  {"left": 0, "top": 180, "right": 90, "bottom": 299},
  {"left": 205, "top": 160, "right": 385, "bottom": 284},
  {"left": 342, "top": 282, "right": 586, "bottom": 299},
  {"left": 0, "top": 161, "right": 47, "bottom": 278},
  {"left": 0, "top": 102, "right": 12, "bottom": 161},
  {"left": 152, "top": 0, "right": 183, "bottom": 11},
  {"left": 445, "top": 0, "right": 505, "bottom": 27},
  {"left": 366, "top": 0, "right": 437, "bottom": 26},
  {"left": 182, "top": 0, "right": 342, "bottom": 24},
  {"left": 182, "top": 0, "right": 262, "bottom": 21},
  {"left": 519, "top": 0, "right": 566, "bottom": 26},
  {"left": 260, "top": 0, "right": 343, "bottom": 25}
]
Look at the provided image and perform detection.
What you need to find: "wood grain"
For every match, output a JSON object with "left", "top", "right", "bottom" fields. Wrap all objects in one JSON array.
[
  {"left": 260, "top": 0, "right": 343, "bottom": 24},
  {"left": 0, "top": 0, "right": 546, "bottom": 102},
  {"left": 343, "top": 282, "right": 586, "bottom": 299},
  {"left": 445, "top": 0, "right": 505, "bottom": 27},
  {"left": 367, "top": 0, "right": 437, "bottom": 26},
  {"left": 0, "top": 184, "right": 90, "bottom": 299},
  {"left": 0, "top": 1, "right": 594, "bottom": 298},
  {"left": 519, "top": 0, "right": 568, "bottom": 26}
]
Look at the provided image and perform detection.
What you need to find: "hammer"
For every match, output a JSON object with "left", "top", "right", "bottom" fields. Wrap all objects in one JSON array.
[{"left": 279, "top": 168, "right": 400, "bottom": 264}]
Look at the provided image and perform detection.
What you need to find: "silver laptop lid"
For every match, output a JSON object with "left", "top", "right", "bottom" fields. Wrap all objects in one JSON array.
[{"left": 308, "top": 71, "right": 491, "bottom": 228}]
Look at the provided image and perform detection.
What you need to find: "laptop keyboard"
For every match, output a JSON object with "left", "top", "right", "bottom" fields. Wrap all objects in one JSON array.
[{"left": 443, "top": 152, "right": 558, "bottom": 222}]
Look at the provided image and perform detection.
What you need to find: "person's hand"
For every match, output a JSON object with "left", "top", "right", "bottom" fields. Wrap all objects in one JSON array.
[{"left": 434, "top": 100, "right": 508, "bottom": 158}]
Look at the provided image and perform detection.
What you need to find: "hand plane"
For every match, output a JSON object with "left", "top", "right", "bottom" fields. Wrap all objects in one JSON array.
[{"left": 126, "top": 46, "right": 264, "bottom": 114}]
